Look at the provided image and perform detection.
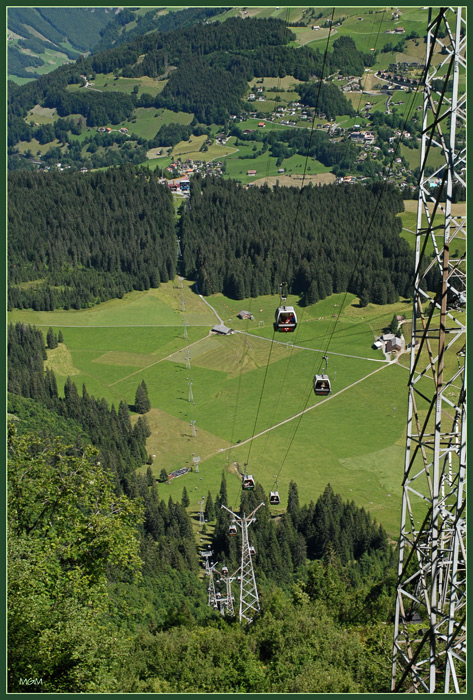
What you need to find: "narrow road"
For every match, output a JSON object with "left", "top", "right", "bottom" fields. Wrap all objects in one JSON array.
[{"left": 199, "top": 294, "right": 224, "bottom": 325}]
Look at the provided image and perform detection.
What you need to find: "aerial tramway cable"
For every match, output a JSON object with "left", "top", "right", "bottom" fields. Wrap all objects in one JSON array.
[
  {"left": 272, "top": 40, "right": 431, "bottom": 484},
  {"left": 230, "top": 8, "right": 338, "bottom": 504}
]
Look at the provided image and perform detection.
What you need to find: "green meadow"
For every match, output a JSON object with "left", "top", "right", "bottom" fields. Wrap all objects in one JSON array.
[{"left": 9, "top": 277, "right": 429, "bottom": 535}]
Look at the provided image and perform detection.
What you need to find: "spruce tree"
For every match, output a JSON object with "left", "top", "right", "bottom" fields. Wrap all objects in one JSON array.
[
  {"left": 182, "top": 486, "right": 190, "bottom": 507},
  {"left": 388, "top": 313, "right": 399, "bottom": 334},
  {"left": 159, "top": 467, "right": 168, "bottom": 483},
  {"left": 58, "top": 329, "right": 64, "bottom": 343},
  {"left": 215, "top": 470, "right": 228, "bottom": 508},
  {"left": 134, "top": 380, "right": 151, "bottom": 414},
  {"left": 46, "top": 327, "right": 58, "bottom": 349},
  {"left": 287, "top": 480, "right": 300, "bottom": 528},
  {"left": 204, "top": 491, "right": 215, "bottom": 521}
]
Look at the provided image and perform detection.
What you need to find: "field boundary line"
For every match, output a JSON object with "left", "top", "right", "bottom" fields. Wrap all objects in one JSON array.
[
  {"left": 108, "top": 335, "right": 210, "bottom": 386},
  {"left": 235, "top": 330, "right": 388, "bottom": 363},
  {"left": 28, "top": 324, "right": 213, "bottom": 328}
]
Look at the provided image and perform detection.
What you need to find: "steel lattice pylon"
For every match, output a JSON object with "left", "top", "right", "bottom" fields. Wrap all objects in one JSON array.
[
  {"left": 221, "top": 502, "right": 264, "bottom": 624},
  {"left": 391, "top": 7, "right": 466, "bottom": 693}
]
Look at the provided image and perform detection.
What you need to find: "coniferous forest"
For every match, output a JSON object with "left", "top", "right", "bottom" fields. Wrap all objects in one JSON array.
[
  {"left": 8, "top": 166, "right": 414, "bottom": 312},
  {"left": 180, "top": 176, "right": 413, "bottom": 304},
  {"left": 8, "top": 168, "right": 176, "bottom": 310}
]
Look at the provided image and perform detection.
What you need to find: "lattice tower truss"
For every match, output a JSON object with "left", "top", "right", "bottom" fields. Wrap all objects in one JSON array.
[
  {"left": 201, "top": 551, "right": 217, "bottom": 609},
  {"left": 391, "top": 7, "right": 466, "bottom": 693},
  {"left": 221, "top": 503, "right": 264, "bottom": 624}
]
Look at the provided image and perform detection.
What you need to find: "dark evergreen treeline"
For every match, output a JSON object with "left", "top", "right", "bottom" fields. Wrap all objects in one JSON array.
[
  {"left": 211, "top": 479, "right": 393, "bottom": 589},
  {"left": 9, "top": 165, "right": 417, "bottom": 313},
  {"left": 179, "top": 176, "right": 413, "bottom": 305},
  {"left": 8, "top": 167, "right": 176, "bottom": 311},
  {"left": 43, "top": 88, "right": 136, "bottom": 127},
  {"left": 299, "top": 80, "right": 356, "bottom": 120},
  {"left": 7, "top": 322, "right": 149, "bottom": 487}
]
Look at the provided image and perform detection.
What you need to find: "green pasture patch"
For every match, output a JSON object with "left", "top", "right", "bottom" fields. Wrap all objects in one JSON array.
[
  {"left": 44, "top": 342, "right": 81, "bottom": 377},
  {"left": 171, "top": 134, "right": 207, "bottom": 159},
  {"left": 25, "top": 105, "right": 57, "bottom": 124},
  {"left": 248, "top": 100, "right": 279, "bottom": 114},
  {"left": 12, "top": 281, "right": 434, "bottom": 535},
  {"left": 8, "top": 282, "right": 216, "bottom": 330},
  {"left": 136, "top": 406, "right": 233, "bottom": 478},
  {"left": 204, "top": 143, "right": 239, "bottom": 162},
  {"left": 167, "top": 136, "right": 238, "bottom": 164},
  {"left": 121, "top": 107, "right": 193, "bottom": 141},
  {"left": 398, "top": 202, "right": 466, "bottom": 259},
  {"left": 16, "top": 137, "right": 62, "bottom": 155},
  {"left": 89, "top": 74, "right": 168, "bottom": 97},
  {"left": 249, "top": 76, "right": 303, "bottom": 91},
  {"left": 93, "top": 351, "right": 157, "bottom": 368},
  {"left": 290, "top": 26, "right": 331, "bottom": 46},
  {"left": 170, "top": 333, "right": 302, "bottom": 378}
]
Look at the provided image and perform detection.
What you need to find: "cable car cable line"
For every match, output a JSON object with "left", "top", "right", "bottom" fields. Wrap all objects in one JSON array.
[
  {"left": 271, "top": 56, "right": 430, "bottom": 484},
  {"left": 244, "top": 10, "right": 336, "bottom": 503}
]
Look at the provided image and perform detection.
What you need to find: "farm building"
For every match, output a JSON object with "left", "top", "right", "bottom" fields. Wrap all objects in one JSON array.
[
  {"left": 238, "top": 311, "right": 254, "bottom": 320},
  {"left": 211, "top": 324, "right": 234, "bottom": 335},
  {"left": 374, "top": 333, "right": 405, "bottom": 353}
]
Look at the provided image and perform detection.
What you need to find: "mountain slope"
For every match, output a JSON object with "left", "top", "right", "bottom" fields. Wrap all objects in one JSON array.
[{"left": 8, "top": 7, "right": 118, "bottom": 82}]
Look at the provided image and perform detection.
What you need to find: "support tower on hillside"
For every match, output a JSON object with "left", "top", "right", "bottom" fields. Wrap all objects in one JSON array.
[
  {"left": 221, "top": 502, "right": 264, "bottom": 624},
  {"left": 391, "top": 7, "right": 466, "bottom": 693}
]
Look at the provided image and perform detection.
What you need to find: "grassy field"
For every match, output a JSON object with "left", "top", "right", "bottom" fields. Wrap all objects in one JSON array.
[
  {"left": 9, "top": 276, "right": 430, "bottom": 535},
  {"left": 87, "top": 73, "right": 168, "bottom": 97},
  {"left": 122, "top": 107, "right": 193, "bottom": 141}
]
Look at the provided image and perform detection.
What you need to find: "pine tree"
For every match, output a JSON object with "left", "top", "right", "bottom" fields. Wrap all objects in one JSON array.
[
  {"left": 215, "top": 470, "right": 228, "bottom": 508},
  {"left": 146, "top": 466, "right": 154, "bottom": 487},
  {"left": 204, "top": 490, "right": 215, "bottom": 521},
  {"left": 46, "top": 327, "right": 58, "bottom": 349},
  {"left": 159, "top": 467, "right": 168, "bottom": 483},
  {"left": 58, "top": 329, "right": 64, "bottom": 343},
  {"left": 287, "top": 480, "right": 300, "bottom": 528},
  {"left": 182, "top": 486, "right": 190, "bottom": 507},
  {"left": 135, "top": 380, "right": 151, "bottom": 414},
  {"left": 388, "top": 313, "right": 399, "bottom": 334}
]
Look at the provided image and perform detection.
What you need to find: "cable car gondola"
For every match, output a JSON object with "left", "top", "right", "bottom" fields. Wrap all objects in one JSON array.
[
  {"left": 249, "top": 546, "right": 256, "bottom": 556},
  {"left": 222, "top": 565, "right": 228, "bottom": 575},
  {"left": 274, "top": 305, "right": 297, "bottom": 332},
  {"left": 269, "top": 491, "right": 280, "bottom": 505},
  {"left": 314, "top": 355, "right": 331, "bottom": 396},
  {"left": 314, "top": 374, "right": 331, "bottom": 395},
  {"left": 242, "top": 474, "right": 255, "bottom": 490},
  {"left": 274, "top": 282, "right": 297, "bottom": 332},
  {"left": 229, "top": 522, "right": 237, "bottom": 536}
]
